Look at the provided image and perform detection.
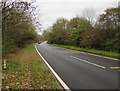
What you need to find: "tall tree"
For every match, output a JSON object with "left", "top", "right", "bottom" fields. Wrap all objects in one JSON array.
[
  {"left": 82, "top": 8, "right": 95, "bottom": 25},
  {"left": 67, "top": 17, "right": 93, "bottom": 46},
  {"left": 1, "top": 0, "right": 38, "bottom": 56},
  {"left": 95, "top": 7, "right": 120, "bottom": 52},
  {"left": 48, "top": 18, "right": 68, "bottom": 44}
]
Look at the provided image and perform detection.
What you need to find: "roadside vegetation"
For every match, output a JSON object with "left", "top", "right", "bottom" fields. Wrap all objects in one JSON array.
[
  {"left": 2, "top": 43, "right": 61, "bottom": 89},
  {"left": 2, "top": 1, "right": 60, "bottom": 90},
  {"left": 2, "top": 1, "right": 41, "bottom": 57},
  {"left": 1, "top": 0, "right": 120, "bottom": 89},
  {"left": 51, "top": 44, "right": 120, "bottom": 59},
  {"left": 43, "top": 7, "right": 120, "bottom": 58}
]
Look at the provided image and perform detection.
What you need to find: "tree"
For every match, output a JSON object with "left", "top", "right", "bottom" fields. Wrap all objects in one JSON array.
[
  {"left": 94, "top": 7, "right": 119, "bottom": 52},
  {"left": 1, "top": 0, "right": 39, "bottom": 56},
  {"left": 42, "top": 30, "right": 50, "bottom": 41},
  {"left": 67, "top": 17, "right": 93, "bottom": 46},
  {"left": 48, "top": 18, "right": 68, "bottom": 44},
  {"left": 82, "top": 8, "right": 95, "bottom": 25},
  {"left": 80, "top": 29, "right": 106, "bottom": 49},
  {"left": 46, "top": 7, "right": 119, "bottom": 53}
]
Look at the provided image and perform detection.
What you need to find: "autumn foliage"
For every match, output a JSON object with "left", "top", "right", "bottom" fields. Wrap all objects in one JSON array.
[{"left": 44, "top": 7, "right": 119, "bottom": 53}]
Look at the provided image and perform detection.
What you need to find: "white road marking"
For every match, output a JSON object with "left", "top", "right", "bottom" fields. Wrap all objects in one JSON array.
[
  {"left": 85, "top": 53, "right": 119, "bottom": 61},
  {"left": 71, "top": 56, "right": 106, "bottom": 69},
  {"left": 50, "top": 44, "right": 119, "bottom": 61},
  {"left": 35, "top": 44, "right": 70, "bottom": 90},
  {"left": 68, "top": 50, "right": 118, "bottom": 61}
]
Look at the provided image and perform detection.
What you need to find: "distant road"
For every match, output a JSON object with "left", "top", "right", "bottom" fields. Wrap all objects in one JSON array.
[{"left": 36, "top": 42, "right": 119, "bottom": 89}]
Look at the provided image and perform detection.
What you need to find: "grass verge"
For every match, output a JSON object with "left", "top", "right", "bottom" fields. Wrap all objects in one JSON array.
[
  {"left": 51, "top": 44, "right": 120, "bottom": 59},
  {"left": 2, "top": 43, "right": 61, "bottom": 89}
]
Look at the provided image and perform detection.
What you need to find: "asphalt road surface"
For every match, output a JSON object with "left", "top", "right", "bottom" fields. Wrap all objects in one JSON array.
[{"left": 36, "top": 42, "right": 119, "bottom": 90}]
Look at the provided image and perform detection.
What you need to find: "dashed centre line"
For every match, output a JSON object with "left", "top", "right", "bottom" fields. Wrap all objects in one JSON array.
[
  {"left": 60, "top": 50, "right": 80, "bottom": 54},
  {"left": 71, "top": 56, "right": 106, "bottom": 69}
]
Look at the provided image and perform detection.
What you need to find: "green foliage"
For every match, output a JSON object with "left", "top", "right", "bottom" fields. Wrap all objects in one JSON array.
[
  {"left": 80, "top": 29, "right": 106, "bottom": 49},
  {"left": 2, "top": 1, "right": 39, "bottom": 57},
  {"left": 94, "top": 7, "right": 119, "bottom": 52},
  {"left": 67, "top": 17, "right": 93, "bottom": 46},
  {"left": 47, "top": 17, "right": 92, "bottom": 46},
  {"left": 42, "top": 30, "right": 50, "bottom": 41},
  {"left": 46, "top": 7, "right": 119, "bottom": 54},
  {"left": 48, "top": 18, "right": 68, "bottom": 45}
]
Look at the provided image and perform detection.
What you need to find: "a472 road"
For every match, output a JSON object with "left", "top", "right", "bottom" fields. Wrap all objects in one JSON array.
[{"left": 36, "top": 42, "right": 119, "bottom": 90}]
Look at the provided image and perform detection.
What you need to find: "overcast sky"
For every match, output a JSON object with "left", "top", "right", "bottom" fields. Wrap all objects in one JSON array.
[{"left": 34, "top": 0, "right": 119, "bottom": 31}]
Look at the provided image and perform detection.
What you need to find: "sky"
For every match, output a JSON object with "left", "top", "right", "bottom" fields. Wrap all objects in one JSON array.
[{"left": 34, "top": 0, "right": 119, "bottom": 32}]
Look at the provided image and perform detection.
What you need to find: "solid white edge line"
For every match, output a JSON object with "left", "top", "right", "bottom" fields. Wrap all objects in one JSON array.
[
  {"left": 35, "top": 44, "right": 70, "bottom": 90},
  {"left": 71, "top": 56, "right": 106, "bottom": 69},
  {"left": 52, "top": 45, "right": 118, "bottom": 61},
  {"left": 72, "top": 51, "right": 118, "bottom": 61},
  {"left": 48, "top": 43, "right": 119, "bottom": 61},
  {"left": 85, "top": 53, "right": 119, "bottom": 61}
]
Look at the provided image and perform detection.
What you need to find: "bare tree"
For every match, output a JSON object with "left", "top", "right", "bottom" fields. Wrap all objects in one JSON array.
[{"left": 82, "top": 8, "right": 95, "bottom": 25}]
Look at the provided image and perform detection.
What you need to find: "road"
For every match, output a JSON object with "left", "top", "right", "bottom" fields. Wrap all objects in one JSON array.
[{"left": 36, "top": 42, "right": 119, "bottom": 90}]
